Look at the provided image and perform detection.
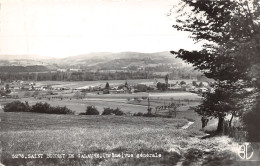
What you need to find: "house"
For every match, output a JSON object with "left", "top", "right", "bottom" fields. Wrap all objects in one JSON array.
[
  {"left": 21, "top": 85, "right": 33, "bottom": 91},
  {"left": 201, "top": 82, "right": 209, "bottom": 87},
  {"left": 57, "top": 69, "right": 68, "bottom": 72},
  {"left": 69, "top": 69, "right": 83, "bottom": 72},
  {"left": 10, "top": 85, "right": 21, "bottom": 90},
  {"left": 168, "top": 84, "right": 182, "bottom": 90},
  {"left": 110, "top": 89, "right": 124, "bottom": 94},
  {"left": 34, "top": 86, "right": 43, "bottom": 91},
  {"left": 199, "top": 87, "right": 209, "bottom": 93},
  {"left": 184, "top": 85, "right": 196, "bottom": 92}
]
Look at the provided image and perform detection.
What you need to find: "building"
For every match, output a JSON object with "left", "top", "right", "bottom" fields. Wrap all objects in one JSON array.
[{"left": 69, "top": 69, "right": 84, "bottom": 72}]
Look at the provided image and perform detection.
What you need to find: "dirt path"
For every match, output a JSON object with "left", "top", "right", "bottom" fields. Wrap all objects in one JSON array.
[{"left": 181, "top": 121, "right": 194, "bottom": 129}]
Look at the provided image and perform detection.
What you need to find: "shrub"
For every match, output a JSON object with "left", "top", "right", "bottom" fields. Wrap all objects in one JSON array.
[
  {"left": 133, "top": 112, "right": 144, "bottom": 116},
  {"left": 3, "top": 101, "right": 30, "bottom": 112},
  {"left": 102, "top": 107, "right": 124, "bottom": 116},
  {"left": 143, "top": 113, "right": 159, "bottom": 117},
  {"left": 30, "top": 102, "right": 74, "bottom": 114},
  {"left": 113, "top": 108, "right": 124, "bottom": 116},
  {"left": 31, "top": 102, "right": 52, "bottom": 113},
  {"left": 85, "top": 106, "right": 99, "bottom": 115},
  {"left": 135, "top": 84, "right": 147, "bottom": 92},
  {"left": 102, "top": 107, "right": 114, "bottom": 115},
  {"left": 51, "top": 106, "right": 74, "bottom": 114},
  {"left": 79, "top": 112, "right": 86, "bottom": 115}
]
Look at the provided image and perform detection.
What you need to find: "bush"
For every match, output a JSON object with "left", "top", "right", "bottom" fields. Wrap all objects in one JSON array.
[
  {"left": 79, "top": 112, "right": 86, "bottom": 115},
  {"left": 135, "top": 84, "right": 147, "bottom": 92},
  {"left": 31, "top": 102, "right": 74, "bottom": 114},
  {"left": 3, "top": 101, "right": 30, "bottom": 112},
  {"left": 102, "top": 107, "right": 124, "bottom": 116},
  {"left": 102, "top": 107, "right": 114, "bottom": 115},
  {"left": 31, "top": 102, "right": 52, "bottom": 113},
  {"left": 85, "top": 106, "right": 99, "bottom": 115},
  {"left": 133, "top": 112, "right": 144, "bottom": 116},
  {"left": 51, "top": 106, "right": 75, "bottom": 114},
  {"left": 113, "top": 108, "right": 124, "bottom": 116}
]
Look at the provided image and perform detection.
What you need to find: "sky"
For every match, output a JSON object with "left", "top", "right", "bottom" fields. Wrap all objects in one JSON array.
[{"left": 0, "top": 0, "right": 202, "bottom": 58}]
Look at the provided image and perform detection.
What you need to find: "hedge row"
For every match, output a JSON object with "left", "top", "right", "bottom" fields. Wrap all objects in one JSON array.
[
  {"left": 3, "top": 101, "right": 74, "bottom": 115},
  {"left": 79, "top": 107, "right": 124, "bottom": 116}
]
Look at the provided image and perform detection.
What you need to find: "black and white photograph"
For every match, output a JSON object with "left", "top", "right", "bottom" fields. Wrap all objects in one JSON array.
[{"left": 0, "top": 0, "right": 259, "bottom": 165}]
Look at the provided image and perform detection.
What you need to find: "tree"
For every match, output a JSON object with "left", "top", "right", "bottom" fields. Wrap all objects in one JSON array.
[
  {"left": 105, "top": 82, "right": 110, "bottom": 89},
  {"left": 5, "top": 84, "right": 11, "bottom": 94},
  {"left": 5, "top": 84, "right": 9, "bottom": 90},
  {"left": 3, "top": 101, "right": 29, "bottom": 112},
  {"left": 165, "top": 74, "right": 169, "bottom": 86},
  {"left": 180, "top": 81, "right": 186, "bottom": 85},
  {"left": 170, "top": 0, "right": 260, "bottom": 134},
  {"left": 192, "top": 81, "right": 197, "bottom": 87},
  {"left": 157, "top": 82, "right": 162, "bottom": 90},
  {"left": 198, "top": 82, "right": 203, "bottom": 87},
  {"left": 85, "top": 106, "right": 99, "bottom": 115}
]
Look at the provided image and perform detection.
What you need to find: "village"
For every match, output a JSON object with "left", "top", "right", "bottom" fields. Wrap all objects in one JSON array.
[{"left": 0, "top": 78, "right": 214, "bottom": 100}]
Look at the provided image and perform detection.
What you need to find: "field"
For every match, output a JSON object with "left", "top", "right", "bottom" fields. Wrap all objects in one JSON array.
[
  {"left": 36, "top": 79, "right": 196, "bottom": 89},
  {"left": 1, "top": 111, "right": 243, "bottom": 166},
  {"left": 0, "top": 88, "right": 246, "bottom": 165},
  {"left": 3, "top": 91, "right": 201, "bottom": 115}
]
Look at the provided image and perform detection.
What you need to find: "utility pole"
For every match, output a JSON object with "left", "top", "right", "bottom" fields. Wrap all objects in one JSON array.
[{"left": 147, "top": 90, "right": 152, "bottom": 115}]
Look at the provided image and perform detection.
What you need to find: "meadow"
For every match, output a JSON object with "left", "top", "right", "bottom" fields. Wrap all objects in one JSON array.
[{"left": 0, "top": 112, "right": 241, "bottom": 166}]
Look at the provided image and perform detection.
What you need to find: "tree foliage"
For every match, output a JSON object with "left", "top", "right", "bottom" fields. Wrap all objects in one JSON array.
[
  {"left": 3, "top": 101, "right": 74, "bottom": 114},
  {"left": 170, "top": 0, "right": 260, "bottom": 134},
  {"left": 105, "top": 82, "right": 110, "bottom": 89},
  {"left": 85, "top": 106, "right": 99, "bottom": 115},
  {"left": 3, "top": 101, "right": 30, "bottom": 112}
]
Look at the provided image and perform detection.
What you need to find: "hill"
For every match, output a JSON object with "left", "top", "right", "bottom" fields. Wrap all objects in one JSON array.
[
  {"left": 49, "top": 51, "right": 189, "bottom": 69},
  {"left": 0, "top": 65, "right": 57, "bottom": 73}
]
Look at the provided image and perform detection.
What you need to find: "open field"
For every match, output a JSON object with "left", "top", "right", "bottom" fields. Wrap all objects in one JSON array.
[
  {"left": 36, "top": 79, "right": 196, "bottom": 89},
  {"left": 0, "top": 112, "right": 243, "bottom": 166},
  {"left": 0, "top": 91, "right": 201, "bottom": 115}
]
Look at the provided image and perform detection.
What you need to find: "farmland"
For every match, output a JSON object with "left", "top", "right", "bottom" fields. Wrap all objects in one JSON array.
[{"left": 12, "top": 91, "right": 201, "bottom": 114}]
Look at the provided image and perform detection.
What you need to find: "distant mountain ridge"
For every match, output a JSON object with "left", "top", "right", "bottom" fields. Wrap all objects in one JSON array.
[
  {"left": 0, "top": 54, "right": 51, "bottom": 60},
  {"left": 0, "top": 51, "right": 191, "bottom": 72},
  {"left": 49, "top": 51, "right": 188, "bottom": 67},
  {"left": 0, "top": 65, "right": 56, "bottom": 73}
]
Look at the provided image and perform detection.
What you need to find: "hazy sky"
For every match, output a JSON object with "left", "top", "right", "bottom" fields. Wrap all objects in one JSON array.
[{"left": 0, "top": 0, "right": 202, "bottom": 58}]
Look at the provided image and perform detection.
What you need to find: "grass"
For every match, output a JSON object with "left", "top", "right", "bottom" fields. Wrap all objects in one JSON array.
[
  {"left": 1, "top": 112, "right": 188, "bottom": 165},
  {"left": 0, "top": 92, "right": 240, "bottom": 166},
  {"left": 0, "top": 111, "right": 241, "bottom": 166}
]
